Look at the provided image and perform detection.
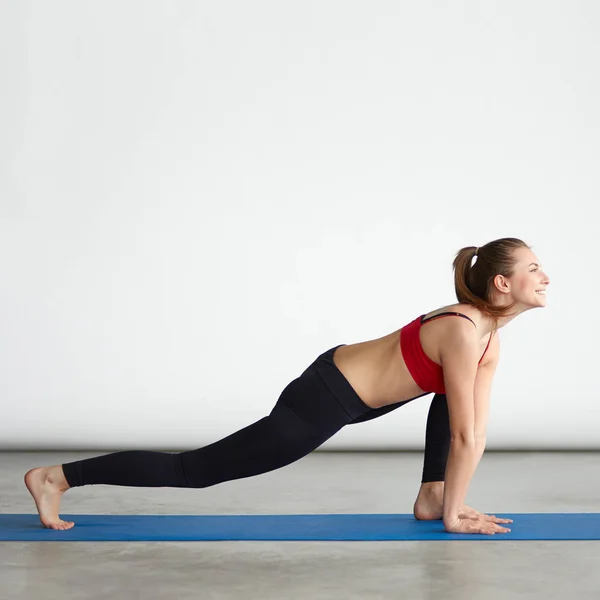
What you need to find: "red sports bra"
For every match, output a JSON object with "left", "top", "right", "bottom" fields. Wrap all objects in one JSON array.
[{"left": 400, "top": 312, "right": 493, "bottom": 394}]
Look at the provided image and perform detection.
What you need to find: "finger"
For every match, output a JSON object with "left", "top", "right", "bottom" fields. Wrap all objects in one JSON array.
[
  {"left": 477, "top": 523, "right": 509, "bottom": 534},
  {"left": 473, "top": 523, "right": 496, "bottom": 535},
  {"left": 482, "top": 515, "right": 513, "bottom": 524}
]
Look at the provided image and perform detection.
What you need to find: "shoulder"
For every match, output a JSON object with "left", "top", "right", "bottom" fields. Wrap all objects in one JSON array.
[
  {"left": 438, "top": 318, "right": 480, "bottom": 364},
  {"left": 436, "top": 314, "right": 479, "bottom": 344}
]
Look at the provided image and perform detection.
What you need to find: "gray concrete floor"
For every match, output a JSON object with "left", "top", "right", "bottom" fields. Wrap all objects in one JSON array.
[{"left": 1, "top": 451, "right": 600, "bottom": 600}]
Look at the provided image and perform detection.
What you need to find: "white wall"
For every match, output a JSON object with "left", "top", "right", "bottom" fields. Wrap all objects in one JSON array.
[{"left": 1, "top": 0, "right": 598, "bottom": 451}]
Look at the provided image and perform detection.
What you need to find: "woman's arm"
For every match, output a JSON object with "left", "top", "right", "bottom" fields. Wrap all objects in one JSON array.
[
  {"left": 473, "top": 332, "right": 500, "bottom": 441},
  {"left": 416, "top": 334, "right": 506, "bottom": 525},
  {"left": 437, "top": 320, "right": 482, "bottom": 529}
]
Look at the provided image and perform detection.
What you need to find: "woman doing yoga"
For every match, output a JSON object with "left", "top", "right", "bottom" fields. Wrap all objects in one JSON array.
[{"left": 25, "top": 237, "right": 550, "bottom": 535}]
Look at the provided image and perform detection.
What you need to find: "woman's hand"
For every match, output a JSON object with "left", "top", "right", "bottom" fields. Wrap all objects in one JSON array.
[{"left": 444, "top": 516, "right": 512, "bottom": 535}]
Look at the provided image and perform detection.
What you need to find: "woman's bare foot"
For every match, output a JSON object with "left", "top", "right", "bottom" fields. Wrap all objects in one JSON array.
[
  {"left": 24, "top": 466, "right": 75, "bottom": 530},
  {"left": 413, "top": 482, "right": 444, "bottom": 520}
]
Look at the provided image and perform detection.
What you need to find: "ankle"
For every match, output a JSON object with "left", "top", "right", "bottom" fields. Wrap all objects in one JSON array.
[
  {"left": 46, "top": 466, "right": 70, "bottom": 492},
  {"left": 420, "top": 481, "right": 444, "bottom": 494}
]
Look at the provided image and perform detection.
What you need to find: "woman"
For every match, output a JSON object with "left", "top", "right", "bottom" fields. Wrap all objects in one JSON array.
[{"left": 25, "top": 237, "right": 550, "bottom": 535}]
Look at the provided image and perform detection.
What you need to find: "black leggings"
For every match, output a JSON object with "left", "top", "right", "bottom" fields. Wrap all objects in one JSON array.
[{"left": 62, "top": 345, "right": 450, "bottom": 489}]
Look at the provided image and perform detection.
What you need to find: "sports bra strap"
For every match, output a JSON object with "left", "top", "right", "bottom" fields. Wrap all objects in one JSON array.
[
  {"left": 481, "top": 329, "right": 494, "bottom": 357},
  {"left": 420, "top": 312, "right": 476, "bottom": 327}
]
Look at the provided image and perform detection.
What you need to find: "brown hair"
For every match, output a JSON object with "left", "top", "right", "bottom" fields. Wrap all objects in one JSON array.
[{"left": 453, "top": 237, "right": 531, "bottom": 327}]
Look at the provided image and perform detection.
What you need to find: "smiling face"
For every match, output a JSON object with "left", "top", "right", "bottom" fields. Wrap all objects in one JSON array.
[{"left": 491, "top": 247, "right": 551, "bottom": 309}]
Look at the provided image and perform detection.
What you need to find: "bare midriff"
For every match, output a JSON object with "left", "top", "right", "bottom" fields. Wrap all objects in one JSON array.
[{"left": 332, "top": 303, "right": 493, "bottom": 409}]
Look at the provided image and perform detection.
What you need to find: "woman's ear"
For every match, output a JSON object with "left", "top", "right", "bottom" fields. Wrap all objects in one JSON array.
[{"left": 493, "top": 274, "right": 510, "bottom": 294}]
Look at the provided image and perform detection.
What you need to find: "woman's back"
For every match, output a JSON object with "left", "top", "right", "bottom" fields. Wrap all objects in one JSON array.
[{"left": 332, "top": 303, "right": 494, "bottom": 409}]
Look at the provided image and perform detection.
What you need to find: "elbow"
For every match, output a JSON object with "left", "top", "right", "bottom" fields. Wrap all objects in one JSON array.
[{"left": 450, "top": 432, "right": 477, "bottom": 446}]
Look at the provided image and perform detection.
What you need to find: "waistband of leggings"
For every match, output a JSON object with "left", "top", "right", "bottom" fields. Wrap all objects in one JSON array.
[{"left": 309, "top": 344, "right": 372, "bottom": 420}]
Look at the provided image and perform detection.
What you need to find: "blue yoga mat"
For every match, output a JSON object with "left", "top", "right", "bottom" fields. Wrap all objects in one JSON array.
[{"left": 1, "top": 513, "right": 599, "bottom": 541}]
